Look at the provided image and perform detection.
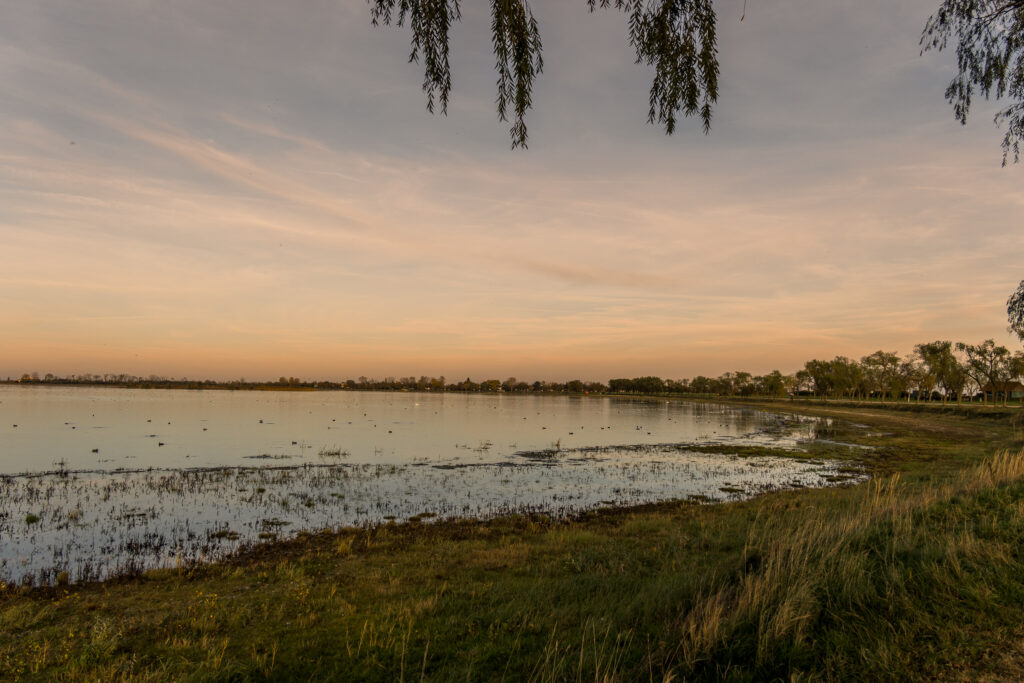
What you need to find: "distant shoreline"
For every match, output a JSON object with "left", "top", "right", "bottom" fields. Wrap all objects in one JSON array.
[{"left": 3, "top": 380, "right": 1020, "bottom": 414}]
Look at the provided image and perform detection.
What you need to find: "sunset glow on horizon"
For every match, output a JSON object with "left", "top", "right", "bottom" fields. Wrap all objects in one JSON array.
[{"left": 3, "top": 1, "right": 1022, "bottom": 383}]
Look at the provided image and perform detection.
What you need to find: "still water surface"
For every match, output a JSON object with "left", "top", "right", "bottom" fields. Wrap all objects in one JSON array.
[
  {"left": 0, "top": 386, "right": 863, "bottom": 584},
  {"left": 5, "top": 385, "right": 816, "bottom": 472}
]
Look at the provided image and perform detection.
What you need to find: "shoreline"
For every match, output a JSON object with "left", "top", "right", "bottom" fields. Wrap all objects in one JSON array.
[{"left": 3, "top": 401, "right": 1023, "bottom": 679}]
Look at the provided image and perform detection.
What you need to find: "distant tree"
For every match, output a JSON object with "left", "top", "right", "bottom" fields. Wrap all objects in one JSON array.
[
  {"left": 793, "top": 369, "right": 813, "bottom": 395},
  {"left": 1009, "top": 280, "right": 1024, "bottom": 341},
  {"left": 922, "top": 1, "right": 1024, "bottom": 164},
  {"left": 957, "top": 339, "right": 1013, "bottom": 403},
  {"left": 916, "top": 340, "right": 961, "bottom": 402},
  {"left": 755, "top": 370, "right": 790, "bottom": 397},
  {"left": 732, "top": 371, "right": 753, "bottom": 396},
  {"left": 634, "top": 376, "right": 667, "bottom": 394},
  {"left": 709, "top": 375, "right": 731, "bottom": 395},
  {"left": 1011, "top": 352, "right": 1024, "bottom": 403},
  {"left": 608, "top": 378, "right": 630, "bottom": 393},
  {"left": 991, "top": 351, "right": 1020, "bottom": 405},
  {"left": 897, "top": 355, "right": 923, "bottom": 402},
  {"left": 689, "top": 375, "right": 712, "bottom": 394},
  {"left": 664, "top": 379, "right": 686, "bottom": 393},
  {"left": 861, "top": 351, "right": 902, "bottom": 402},
  {"left": 833, "top": 357, "right": 863, "bottom": 399},
  {"left": 955, "top": 344, "right": 987, "bottom": 402},
  {"left": 945, "top": 352, "right": 970, "bottom": 403},
  {"left": 802, "top": 360, "right": 831, "bottom": 398},
  {"left": 458, "top": 377, "right": 481, "bottom": 391},
  {"left": 801, "top": 357, "right": 858, "bottom": 399}
]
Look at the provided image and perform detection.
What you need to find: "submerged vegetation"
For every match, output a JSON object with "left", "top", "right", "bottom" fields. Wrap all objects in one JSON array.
[
  {"left": 2, "top": 402, "right": 1024, "bottom": 679},
  {"left": 0, "top": 423, "right": 857, "bottom": 586}
]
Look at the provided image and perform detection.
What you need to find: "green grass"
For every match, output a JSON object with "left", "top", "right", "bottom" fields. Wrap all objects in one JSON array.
[{"left": 3, "top": 404, "right": 1024, "bottom": 681}]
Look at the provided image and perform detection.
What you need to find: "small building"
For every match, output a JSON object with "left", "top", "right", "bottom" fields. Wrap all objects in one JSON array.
[{"left": 980, "top": 381, "right": 1024, "bottom": 402}]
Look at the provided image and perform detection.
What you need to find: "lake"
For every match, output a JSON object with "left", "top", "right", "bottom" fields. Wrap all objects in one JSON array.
[{"left": 0, "top": 386, "right": 864, "bottom": 584}]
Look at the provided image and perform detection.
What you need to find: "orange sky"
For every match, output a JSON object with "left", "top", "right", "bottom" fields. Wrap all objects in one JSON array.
[{"left": 2, "top": 2, "right": 1022, "bottom": 382}]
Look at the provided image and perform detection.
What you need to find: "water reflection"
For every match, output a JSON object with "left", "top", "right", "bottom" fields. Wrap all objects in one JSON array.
[
  {"left": 1, "top": 386, "right": 815, "bottom": 473},
  {"left": 0, "top": 387, "right": 864, "bottom": 585}
]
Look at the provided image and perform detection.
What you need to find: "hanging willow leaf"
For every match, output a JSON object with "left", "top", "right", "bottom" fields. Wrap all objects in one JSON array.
[
  {"left": 922, "top": 1, "right": 1024, "bottom": 164},
  {"left": 369, "top": 0, "right": 719, "bottom": 148}
]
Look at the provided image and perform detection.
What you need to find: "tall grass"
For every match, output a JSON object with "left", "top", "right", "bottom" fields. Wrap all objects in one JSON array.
[
  {"left": 639, "top": 448, "right": 1024, "bottom": 679},
  {"left": 4, "top": 447, "right": 1024, "bottom": 681}
]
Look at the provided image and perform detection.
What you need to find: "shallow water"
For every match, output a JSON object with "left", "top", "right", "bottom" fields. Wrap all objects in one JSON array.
[
  {"left": 2, "top": 386, "right": 814, "bottom": 473},
  {"left": 0, "top": 386, "right": 864, "bottom": 584}
]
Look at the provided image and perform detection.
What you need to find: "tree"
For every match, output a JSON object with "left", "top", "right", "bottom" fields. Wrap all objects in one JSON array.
[
  {"left": 921, "top": 1, "right": 1024, "bottom": 164},
  {"left": 957, "top": 339, "right": 1013, "bottom": 403},
  {"left": 731, "top": 371, "right": 754, "bottom": 395},
  {"left": 634, "top": 376, "right": 667, "bottom": 394},
  {"left": 369, "top": 0, "right": 718, "bottom": 148},
  {"left": 371, "top": 1, "right": 1023, "bottom": 158},
  {"left": 944, "top": 352, "right": 970, "bottom": 403},
  {"left": 1011, "top": 351, "right": 1024, "bottom": 403},
  {"left": 916, "top": 340, "right": 965, "bottom": 402},
  {"left": 689, "top": 375, "right": 712, "bottom": 393},
  {"left": 1009, "top": 279, "right": 1024, "bottom": 341},
  {"left": 755, "top": 370, "right": 792, "bottom": 397},
  {"left": 830, "top": 357, "right": 861, "bottom": 400},
  {"left": 802, "top": 360, "right": 832, "bottom": 399},
  {"left": 897, "top": 355, "right": 923, "bottom": 402},
  {"left": 861, "top": 351, "right": 902, "bottom": 402},
  {"left": 803, "top": 357, "right": 859, "bottom": 400},
  {"left": 793, "top": 369, "right": 812, "bottom": 395}
]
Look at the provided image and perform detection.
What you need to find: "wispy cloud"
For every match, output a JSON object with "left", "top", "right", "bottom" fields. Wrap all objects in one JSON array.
[{"left": 1, "top": 0, "right": 1022, "bottom": 380}]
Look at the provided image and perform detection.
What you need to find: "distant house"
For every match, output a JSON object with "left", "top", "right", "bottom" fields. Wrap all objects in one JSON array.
[{"left": 980, "top": 381, "right": 1024, "bottom": 402}]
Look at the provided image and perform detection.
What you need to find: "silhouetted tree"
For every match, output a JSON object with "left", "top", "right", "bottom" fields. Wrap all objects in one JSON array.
[
  {"left": 1008, "top": 279, "right": 1024, "bottom": 340},
  {"left": 369, "top": 1, "right": 1023, "bottom": 158},
  {"left": 369, "top": 0, "right": 718, "bottom": 147},
  {"left": 957, "top": 339, "right": 1013, "bottom": 403},
  {"left": 922, "top": 1, "right": 1024, "bottom": 163}
]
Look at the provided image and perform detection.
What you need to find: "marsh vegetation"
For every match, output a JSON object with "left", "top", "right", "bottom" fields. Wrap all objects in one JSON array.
[{"left": 1, "top": 401, "right": 1023, "bottom": 680}]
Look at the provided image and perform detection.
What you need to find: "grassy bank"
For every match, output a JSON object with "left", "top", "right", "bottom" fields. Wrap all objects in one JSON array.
[{"left": 3, "top": 404, "right": 1024, "bottom": 681}]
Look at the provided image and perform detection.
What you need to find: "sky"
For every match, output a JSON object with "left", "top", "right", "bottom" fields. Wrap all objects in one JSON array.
[{"left": 2, "top": 0, "right": 1022, "bottom": 382}]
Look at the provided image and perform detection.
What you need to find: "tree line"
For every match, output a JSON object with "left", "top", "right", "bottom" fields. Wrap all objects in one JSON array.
[
  {"left": 611, "top": 340, "right": 1024, "bottom": 405},
  {"left": 8, "top": 337, "right": 1024, "bottom": 405}
]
